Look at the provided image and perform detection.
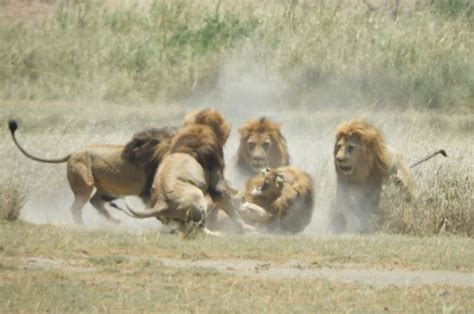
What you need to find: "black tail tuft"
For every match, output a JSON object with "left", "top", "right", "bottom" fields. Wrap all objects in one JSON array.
[
  {"left": 8, "top": 119, "right": 18, "bottom": 134},
  {"left": 439, "top": 149, "right": 447, "bottom": 157}
]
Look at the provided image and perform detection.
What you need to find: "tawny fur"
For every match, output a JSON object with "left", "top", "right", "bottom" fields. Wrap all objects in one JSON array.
[
  {"left": 233, "top": 117, "right": 290, "bottom": 185},
  {"left": 123, "top": 109, "right": 253, "bottom": 233},
  {"left": 8, "top": 120, "right": 174, "bottom": 225},
  {"left": 242, "top": 166, "right": 314, "bottom": 234},
  {"left": 331, "top": 119, "right": 416, "bottom": 233}
]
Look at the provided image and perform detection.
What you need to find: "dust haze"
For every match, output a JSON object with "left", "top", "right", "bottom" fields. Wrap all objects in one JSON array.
[{"left": 9, "top": 45, "right": 468, "bottom": 235}]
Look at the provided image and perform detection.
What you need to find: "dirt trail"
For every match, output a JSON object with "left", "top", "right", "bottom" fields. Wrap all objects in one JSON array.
[
  {"left": 22, "top": 256, "right": 474, "bottom": 288},
  {"left": 157, "top": 258, "right": 474, "bottom": 288}
]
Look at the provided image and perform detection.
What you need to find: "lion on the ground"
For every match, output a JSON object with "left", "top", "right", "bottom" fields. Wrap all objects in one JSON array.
[
  {"left": 8, "top": 119, "right": 175, "bottom": 224},
  {"left": 118, "top": 109, "right": 254, "bottom": 234},
  {"left": 240, "top": 166, "right": 314, "bottom": 234},
  {"left": 331, "top": 119, "right": 422, "bottom": 233},
  {"left": 231, "top": 117, "right": 290, "bottom": 186}
]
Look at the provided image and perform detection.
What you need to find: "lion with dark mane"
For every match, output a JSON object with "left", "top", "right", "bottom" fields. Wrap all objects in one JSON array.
[
  {"left": 330, "top": 119, "right": 446, "bottom": 233},
  {"left": 240, "top": 166, "right": 314, "bottom": 234},
  {"left": 118, "top": 109, "right": 254, "bottom": 234},
  {"left": 232, "top": 117, "right": 290, "bottom": 186},
  {"left": 8, "top": 120, "right": 175, "bottom": 224}
]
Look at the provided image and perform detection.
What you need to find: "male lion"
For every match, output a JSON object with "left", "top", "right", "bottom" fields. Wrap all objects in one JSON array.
[
  {"left": 8, "top": 120, "right": 175, "bottom": 224},
  {"left": 232, "top": 117, "right": 290, "bottom": 186},
  {"left": 240, "top": 166, "right": 314, "bottom": 234},
  {"left": 115, "top": 109, "right": 254, "bottom": 234},
  {"left": 330, "top": 119, "right": 447, "bottom": 233}
]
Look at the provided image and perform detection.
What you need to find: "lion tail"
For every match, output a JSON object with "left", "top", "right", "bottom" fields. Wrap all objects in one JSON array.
[
  {"left": 8, "top": 119, "right": 71, "bottom": 164},
  {"left": 410, "top": 149, "right": 447, "bottom": 168}
]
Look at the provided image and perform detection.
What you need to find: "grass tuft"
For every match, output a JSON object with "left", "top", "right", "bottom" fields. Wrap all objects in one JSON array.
[{"left": 0, "top": 179, "right": 26, "bottom": 222}]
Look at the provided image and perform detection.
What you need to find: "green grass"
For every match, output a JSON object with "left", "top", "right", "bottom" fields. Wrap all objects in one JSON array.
[{"left": 0, "top": 0, "right": 472, "bottom": 108}]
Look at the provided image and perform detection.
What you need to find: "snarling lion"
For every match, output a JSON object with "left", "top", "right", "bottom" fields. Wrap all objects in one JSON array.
[
  {"left": 240, "top": 166, "right": 314, "bottom": 234},
  {"left": 8, "top": 119, "right": 175, "bottom": 224},
  {"left": 116, "top": 109, "right": 254, "bottom": 234},
  {"left": 330, "top": 119, "right": 447, "bottom": 233},
  {"left": 231, "top": 117, "right": 290, "bottom": 186}
]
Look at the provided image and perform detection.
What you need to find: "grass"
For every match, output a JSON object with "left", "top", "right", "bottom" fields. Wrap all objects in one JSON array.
[
  {"left": 1, "top": 221, "right": 473, "bottom": 272},
  {"left": 0, "top": 0, "right": 472, "bottom": 108},
  {"left": 0, "top": 177, "right": 25, "bottom": 221},
  {"left": 0, "top": 221, "right": 473, "bottom": 312}
]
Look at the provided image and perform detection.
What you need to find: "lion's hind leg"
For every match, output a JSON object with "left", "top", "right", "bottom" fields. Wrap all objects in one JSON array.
[
  {"left": 67, "top": 154, "right": 94, "bottom": 225},
  {"left": 90, "top": 191, "right": 121, "bottom": 224},
  {"left": 394, "top": 154, "right": 416, "bottom": 200}
]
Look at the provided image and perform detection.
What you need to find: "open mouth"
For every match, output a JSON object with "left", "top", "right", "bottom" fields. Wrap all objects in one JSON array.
[{"left": 251, "top": 183, "right": 267, "bottom": 196}]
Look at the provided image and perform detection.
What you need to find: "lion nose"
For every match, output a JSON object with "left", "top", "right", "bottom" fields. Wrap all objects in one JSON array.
[
  {"left": 336, "top": 156, "right": 345, "bottom": 163},
  {"left": 253, "top": 156, "right": 264, "bottom": 162}
]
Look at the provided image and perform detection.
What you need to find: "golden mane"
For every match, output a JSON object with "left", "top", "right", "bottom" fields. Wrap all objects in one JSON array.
[
  {"left": 335, "top": 119, "right": 390, "bottom": 178},
  {"left": 182, "top": 108, "right": 231, "bottom": 146},
  {"left": 237, "top": 117, "right": 290, "bottom": 168}
]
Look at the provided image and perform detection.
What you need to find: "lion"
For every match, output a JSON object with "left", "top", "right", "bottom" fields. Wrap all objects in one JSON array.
[
  {"left": 330, "top": 119, "right": 447, "bottom": 233},
  {"left": 240, "top": 166, "right": 314, "bottom": 234},
  {"left": 113, "top": 109, "right": 255, "bottom": 234},
  {"left": 8, "top": 119, "right": 175, "bottom": 224},
  {"left": 231, "top": 117, "right": 290, "bottom": 186}
]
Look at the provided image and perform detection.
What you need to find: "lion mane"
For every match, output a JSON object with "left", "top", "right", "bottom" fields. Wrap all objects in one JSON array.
[
  {"left": 331, "top": 119, "right": 415, "bottom": 233},
  {"left": 121, "top": 127, "right": 177, "bottom": 200},
  {"left": 334, "top": 119, "right": 390, "bottom": 182},
  {"left": 241, "top": 166, "right": 314, "bottom": 234},
  {"left": 8, "top": 120, "right": 175, "bottom": 225},
  {"left": 234, "top": 117, "right": 290, "bottom": 183},
  {"left": 120, "top": 109, "right": 253, "bottom": 234}
]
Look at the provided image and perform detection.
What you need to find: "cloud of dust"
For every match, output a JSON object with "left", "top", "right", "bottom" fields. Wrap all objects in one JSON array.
[{"left": 185, "top": 45, "right": 337, "bottom": 235}]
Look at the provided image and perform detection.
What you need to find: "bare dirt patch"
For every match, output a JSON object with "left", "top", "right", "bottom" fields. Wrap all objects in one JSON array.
[{"left": 19, "top": 255, "right": 474, "bottom": 288}]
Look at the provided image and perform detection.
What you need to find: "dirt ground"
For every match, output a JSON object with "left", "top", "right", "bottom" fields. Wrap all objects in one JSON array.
[{"left": 20, "top": 255, "right": 474, "bottom": 288}]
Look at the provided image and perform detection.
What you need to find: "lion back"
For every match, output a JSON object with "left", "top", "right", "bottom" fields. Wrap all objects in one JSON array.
[{"left": 279, "top": 167, "right": 314, "bottom": 234}]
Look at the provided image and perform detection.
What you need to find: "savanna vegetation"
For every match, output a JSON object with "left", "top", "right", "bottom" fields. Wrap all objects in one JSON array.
[
  {"left": 0, "top": 1, "right": 473, "bottom": 311},
  {"left": 0, "top": 0, "right": 472, "bottom": 108}
]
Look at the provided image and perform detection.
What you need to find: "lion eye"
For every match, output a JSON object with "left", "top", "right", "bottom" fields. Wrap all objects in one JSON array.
[
  {"left": 248, "top": 142, "right": 256, "bottom": 150},
  {"left": 347, "top": 145, "right": 355, "bottom": 153},
  {"left": 262, "top": 142, "right": 271, "bottom": 150}
]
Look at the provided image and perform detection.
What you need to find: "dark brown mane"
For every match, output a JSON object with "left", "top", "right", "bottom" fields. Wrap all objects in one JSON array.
[
  {"left": 171, "top": 124, "right": 225, "bottom": 173},
  {"left": 122, "top": 127, "right": 177, "bottom": 199}
]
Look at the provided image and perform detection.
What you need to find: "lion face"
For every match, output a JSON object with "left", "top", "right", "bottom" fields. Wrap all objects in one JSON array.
[
  {"left": 334, "top": 119, "right": 390, "bottom": 183},
  {"left": 334, "top": 135, "right": 375, "bottom": 182},
  {"left": 245, "top": 133, "right": 274, "bottom": 170},
  {"left": 238, "top": 117, "right": 289, "bottom": 173},
  {"left": 251, "top": 168, "right": 284, "bottom": 197}
]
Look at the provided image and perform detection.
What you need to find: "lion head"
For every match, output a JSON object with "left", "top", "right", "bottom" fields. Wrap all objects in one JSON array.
[
  {"left": 334, "top": 119, "right": 390, "bottom": 183},
  {"left": 182, "top": 108, "right": 231, "bottom": 147},
  {"left": 247, "top": 168, "right": 284, "bottom": 200},
  {"left": 236, "top": 117, "right": 290, "bottom": 173},
  {"left": 172, "top": 109, "right": 230, "bottom": 179}
]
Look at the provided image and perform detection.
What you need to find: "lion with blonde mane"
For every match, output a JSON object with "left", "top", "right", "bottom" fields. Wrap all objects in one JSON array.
[
  {"left": 232, "top": 117, "right": 290, "bottom": 186},
  {"left": 8, "top": 120, "right": 175, "bottom": 224},
  {"left": 240, "top": 166, "right": 314, "bottom": 234},
  {"left": 330, "top": 119, "right": 446, "bottom": 233},
  {"left": 116, "top": 109, "right": 254, "bottom": 234}
]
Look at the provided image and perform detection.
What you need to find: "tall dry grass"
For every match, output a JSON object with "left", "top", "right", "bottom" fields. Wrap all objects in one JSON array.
[{"left": 0, "top": 0, "right": 472, "bottom": 108}]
